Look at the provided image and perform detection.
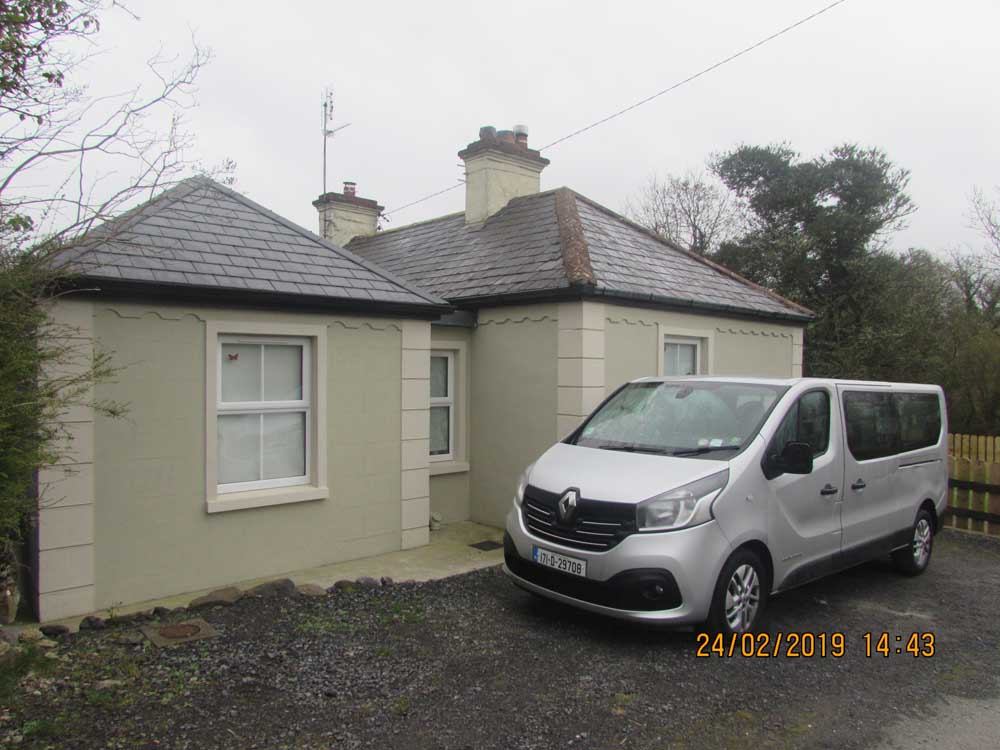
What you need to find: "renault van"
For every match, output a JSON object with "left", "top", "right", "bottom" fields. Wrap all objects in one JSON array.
[{"left": 503, "top": 377, "right": 947, "bottom": 634}]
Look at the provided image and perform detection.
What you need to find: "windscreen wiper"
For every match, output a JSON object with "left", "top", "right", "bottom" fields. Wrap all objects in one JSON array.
[
  {"left": 598, "top": 444, "right": 670, "bottom": 455},
  {"left": 670, "top": 445, "right": 741, "bottom": 456}
]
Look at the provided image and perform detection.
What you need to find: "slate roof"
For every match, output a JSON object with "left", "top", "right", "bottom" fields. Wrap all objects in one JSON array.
[
  {"left": 59, "top": 177, "right": 448, "bottom": 313},
  {"left": 348, "top": 188, "right": 812, "bottom": 322}
]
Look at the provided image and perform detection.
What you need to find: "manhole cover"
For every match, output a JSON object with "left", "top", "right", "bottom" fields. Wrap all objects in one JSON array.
[
  {"left": 158, "top": 623, "right": 201, "bottom": 639},
  {"left": 140, "top": 618, "right": 218, "bottom": 647},
  {"left": 469, "top": 540, "right": 503, "bottom": 551}
]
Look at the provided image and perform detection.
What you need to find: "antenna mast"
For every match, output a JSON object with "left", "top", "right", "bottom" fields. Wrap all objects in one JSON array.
[{"left": 321, "top": 87, "right": 351, "bottom": 195}]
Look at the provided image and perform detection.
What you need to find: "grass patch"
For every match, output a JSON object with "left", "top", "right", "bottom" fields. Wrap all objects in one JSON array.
[
  {"left": 22, "top": 718, "right": 62, "bottom": 739},
  {"left": 611, "top": 691, "right": 636, "bottom": 715},
  {"left": 0, "top": 646, "right": 56, "bottom": 703},
  {"left": 940, "top": 663, "right": 976, "bottom": 683},
  {"left": 296, "top": 611, "right": 354, "bottom": 635},
  {"left": 380, "top": 603, "right": 425, "bottom": 625},
  {"left": 84, "top": 689, "right": 117, "bottom": 707}
]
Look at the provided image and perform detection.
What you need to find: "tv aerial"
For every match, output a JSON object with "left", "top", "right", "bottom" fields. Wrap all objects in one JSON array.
[{"left": 321, "top": 87, "right": 351, "bottom": 195}]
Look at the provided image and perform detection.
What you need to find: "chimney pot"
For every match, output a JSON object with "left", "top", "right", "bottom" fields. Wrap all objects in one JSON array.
[
  {"left": 458, "top": 122, "right": 549, "bottom": 224},
  {"left": 513, "top": 123, "right": 529, "bottom": 148},
  {"left": 343, "top": 181, "right": 356, "bottom": 197}
]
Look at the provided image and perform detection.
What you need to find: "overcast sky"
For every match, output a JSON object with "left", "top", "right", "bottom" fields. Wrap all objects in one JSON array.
[{"left": 85, "top": 0, "right": 999, "bottom": 255}]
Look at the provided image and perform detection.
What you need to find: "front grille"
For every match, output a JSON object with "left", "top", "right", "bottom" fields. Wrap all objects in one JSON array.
[
  {"left": 504, "top": 533, "right": 682, "bottom": 611},
  {"left": 522, "top": 485, "right": 636, "bottom": 551}
]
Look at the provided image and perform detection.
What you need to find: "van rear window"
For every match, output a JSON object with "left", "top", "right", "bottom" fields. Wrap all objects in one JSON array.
[
  {"left": 896, "top": 393, "right": 942, "bottom": 452},
  {"left": 843, "top": 390, "right": 941, "bottom": 461}
]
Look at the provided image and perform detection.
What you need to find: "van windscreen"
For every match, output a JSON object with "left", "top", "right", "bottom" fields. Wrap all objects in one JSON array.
[{"left": 574, "top": 381, "right": 787, "bottom": 457}]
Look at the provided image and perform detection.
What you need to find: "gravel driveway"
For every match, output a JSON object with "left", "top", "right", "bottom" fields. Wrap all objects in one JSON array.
[{"left": 3, "top": 529, "right": 999, "bottom": 749}]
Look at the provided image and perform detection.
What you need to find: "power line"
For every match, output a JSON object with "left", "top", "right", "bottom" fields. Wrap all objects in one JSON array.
[
  {"left": 539, "top": 0, "right": 849, "bottom": 151},
  {"left": 382, "top": 182, "right": 463, "bottom": 218},
  {"left": 382, "top": 0, "right": 849, "bottom": 219}
]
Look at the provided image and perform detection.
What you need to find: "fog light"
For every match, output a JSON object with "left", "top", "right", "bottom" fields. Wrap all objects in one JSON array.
[{"left": 642, "top": 583, "right": 665, "bottom": 601}]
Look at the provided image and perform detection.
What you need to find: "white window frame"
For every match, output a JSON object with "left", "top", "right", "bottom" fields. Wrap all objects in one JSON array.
[
  {"left": 429, "top": 350, "right": 455, "bottom": 463},
  {"left": 205, "top": 321, "right": 328, "bottom": 514},
  {"left": 217, "top": 335, "right": 312, "bottom": 494},
  {"left": 663, "top": 337, "right": 702, "bottom": 376},
  {"left": 656, "top": 323, "right": 715, "bottom": 377}
]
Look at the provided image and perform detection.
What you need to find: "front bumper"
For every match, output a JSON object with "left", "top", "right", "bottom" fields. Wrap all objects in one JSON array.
[{"left": 503, "top": 505, "right": 731, "bottom": 624}]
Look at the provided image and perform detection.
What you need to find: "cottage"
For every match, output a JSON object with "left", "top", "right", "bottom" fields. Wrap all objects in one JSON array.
[
  {"left": 334, "top": 125, "right": 812, "bottom": 530},
  {"left": 33, "top": 125, "right": 811, "bottom": 622},
  {"left": 35, "top": 179, "right": 448, "bottom": 621}
]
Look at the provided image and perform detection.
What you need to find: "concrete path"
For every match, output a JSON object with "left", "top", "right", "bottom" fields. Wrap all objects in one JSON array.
[
  {"left": 874, "top": 693, "right": 1000, "bottom": 750},
  {"left": 42, "top": 521, "right": 503, "bottom": 631}
]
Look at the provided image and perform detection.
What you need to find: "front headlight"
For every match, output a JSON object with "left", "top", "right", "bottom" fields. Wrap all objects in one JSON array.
[
  {"left": 636, "top": 470, "right": 729, "bottom": 532},
  {"left": 513, "top": 463, "right": 534, "bottom": 507}
]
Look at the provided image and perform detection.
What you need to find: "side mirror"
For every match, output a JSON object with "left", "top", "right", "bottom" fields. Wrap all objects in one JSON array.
[
  {"left": 780, "top": 441, "right": 814, "bottom": 475},
  {"left": 763, "top": 441, "right": 814, "bottom": 479}
]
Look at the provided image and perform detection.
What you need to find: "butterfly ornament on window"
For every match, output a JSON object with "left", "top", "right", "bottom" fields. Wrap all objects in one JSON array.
[{"left": 227, "top": 353, "right": 239, "bottom": 361}]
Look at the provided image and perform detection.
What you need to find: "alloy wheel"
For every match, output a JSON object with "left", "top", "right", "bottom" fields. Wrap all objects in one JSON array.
[
  {"left": 724, "top": 563, "right": 760, "bottom": 633},
  {"left": 913, "top": 518, "right": 932, "bottom": 568}
]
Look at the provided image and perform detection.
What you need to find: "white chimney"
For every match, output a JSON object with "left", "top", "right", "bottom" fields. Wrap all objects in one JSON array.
[
  {"left": 313, "top": 181, "right": 383, "bottom": 246},
  {"left": 458, "top": 124, "right": 550, "bottom": 224}
]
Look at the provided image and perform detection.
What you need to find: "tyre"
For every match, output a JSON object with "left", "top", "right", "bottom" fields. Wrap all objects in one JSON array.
[
  {"left": 892, "top": 508, "right": 934, "bottom": 576},
  {"left": 705, "top": 547, "right": 769, "bottom": 634}
]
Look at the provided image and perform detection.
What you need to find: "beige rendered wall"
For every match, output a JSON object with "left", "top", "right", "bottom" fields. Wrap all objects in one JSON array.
[
  {"left": 36, "top": 298, "right": 99, "bottom": 621},
  {"left": 83, "top": 301, "right": 409, "bottom": 612},
  {"left": 468, "top": 305, "right": 558, "bottom": 528},
  {"left": 428, "top": 325, "right": 473, "bottom": 523},
  {"left": 604, "top": 304, "right": 804, "bottom": 392}
]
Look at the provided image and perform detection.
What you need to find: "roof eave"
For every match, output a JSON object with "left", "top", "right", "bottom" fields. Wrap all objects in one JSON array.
[
  {"left": 65, "top": 276, "right": 454, "bottom": 320},
  {"left": 450, "top": 284, "right": 813, "bottom": 324}
]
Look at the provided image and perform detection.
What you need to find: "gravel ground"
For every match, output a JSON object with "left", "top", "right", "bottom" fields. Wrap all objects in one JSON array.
[{"left": 3, "top": 528, "right": 1000, "bottom": 750}]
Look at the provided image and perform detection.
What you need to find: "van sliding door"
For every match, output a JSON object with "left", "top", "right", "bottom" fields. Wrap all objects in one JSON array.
[{"left": 838, "top": 388, "right": 900, "bottom": 561}]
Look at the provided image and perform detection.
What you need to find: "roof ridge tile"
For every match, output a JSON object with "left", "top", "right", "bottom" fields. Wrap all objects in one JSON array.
[{"left": 554, "top": 188, "right": 594, "bottom": 287}]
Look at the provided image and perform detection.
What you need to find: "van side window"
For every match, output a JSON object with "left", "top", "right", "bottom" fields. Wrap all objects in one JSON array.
[
  {"left": 896, "top": 393, "right": 942, "bottom": 452},
  {"left": 843, "top": 391, "right": 899, "bottom": 460},
  {"left": 770, "top": 390, "right": 831, "bottom": 458}
]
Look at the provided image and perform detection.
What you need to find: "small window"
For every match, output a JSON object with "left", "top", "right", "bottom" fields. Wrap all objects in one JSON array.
[
  {"left": 664, "top": 338, "right": 701, "bottom": 376},
  {"left": 430, "top": 351, "right": 455, "bottom": 461},
  {"left": 843, "top": 391, "right": 899, "bottom": 461},
  {"left": 770, "top": 390, "right": 831, "bottom": 458},
  {"left": 895, "top": 393, "right": 941, "bottom": 452},
  {"left": 217, "top": 337, "right": 310, "bottom": 493}
]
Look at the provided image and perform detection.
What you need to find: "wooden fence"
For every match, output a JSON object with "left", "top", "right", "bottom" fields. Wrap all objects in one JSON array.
[{"left": 946, "top": 434, "right": 1000, "bottom": 537}]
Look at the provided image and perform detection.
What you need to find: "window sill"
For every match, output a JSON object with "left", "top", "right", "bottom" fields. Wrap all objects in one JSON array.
[
  {"left": 429, "top": 461, "right": 470, "bottom": 477},
  {"left": 206, "top": 485, "right": 329, "bottom": 514}
]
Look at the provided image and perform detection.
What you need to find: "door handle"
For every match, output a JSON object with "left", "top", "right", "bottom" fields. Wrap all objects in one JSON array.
[
  {"left": 820, "top": 484, "right": 839, "bottom": 496},
  {"left": 851, "top": 479, "right": 867, "bottom": 491}
]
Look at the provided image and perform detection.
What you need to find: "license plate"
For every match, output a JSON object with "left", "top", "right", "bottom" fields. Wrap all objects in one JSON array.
[{"left": 532, "top": 546, "right": 587, "bottom": 577}]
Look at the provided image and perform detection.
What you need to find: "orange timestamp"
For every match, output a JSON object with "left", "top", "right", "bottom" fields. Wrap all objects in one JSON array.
[{"left": 695, "top": 631, "right": 936, "bottom": 658}]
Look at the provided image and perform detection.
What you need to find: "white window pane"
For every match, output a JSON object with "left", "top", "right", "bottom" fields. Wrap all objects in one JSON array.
[
  {"left": 221, "top": 344, "right": 261, "bottom": 402},
  {"left": 665, "top": 343, "right": 698, "bottom": 376},
  {"left": 218, "top": 413, "right": 261, "bottom": 484},
  {"left": 430, "top": 405, "right": 450, "bottom": 455},
  {"left": 263, "top": 345, "right": 303, "bottom": 401},
  {"left": 430, "top": 356, "right": 449, "bottom": 399},
  {"left": 262, "top": 412, "right": 306, "bottom": 480}
]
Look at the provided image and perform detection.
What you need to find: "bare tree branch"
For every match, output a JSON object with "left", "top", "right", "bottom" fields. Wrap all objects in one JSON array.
[{"left": 624, "top": 168, "right": 749, "bottom": 255}]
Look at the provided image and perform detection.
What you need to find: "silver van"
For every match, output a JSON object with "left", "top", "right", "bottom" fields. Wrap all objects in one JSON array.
[{"left": 503, "top": 377, "right": 948, "bottom": 634}]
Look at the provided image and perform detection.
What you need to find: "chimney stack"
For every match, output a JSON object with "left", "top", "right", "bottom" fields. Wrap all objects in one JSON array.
[
  {"left": 458, "top": 123, "right": 550, "bottom": 224},
  {"left": 312, "top": 181, "right": 383, "bottom": 246}
]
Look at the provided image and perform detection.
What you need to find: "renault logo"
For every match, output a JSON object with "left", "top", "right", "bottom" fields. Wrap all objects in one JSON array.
[{"left": 557, "top": 488, "right": 579, "bottom": 525}]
